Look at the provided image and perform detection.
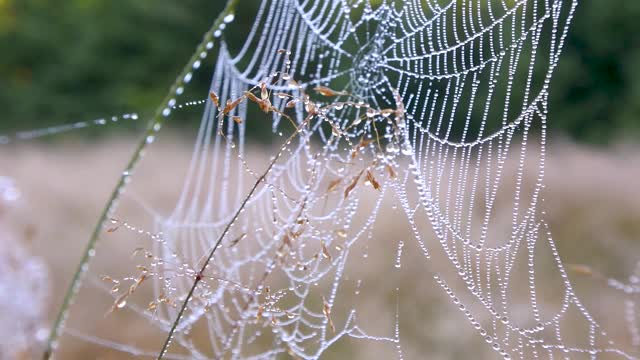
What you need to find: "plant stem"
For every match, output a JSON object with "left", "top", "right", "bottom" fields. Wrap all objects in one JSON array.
[
  {"left": 156, "top": 113, "right": 313, "bottom": 359},
  {"left": 155, "top": 89, "right": 389, "bottom": 357},
  {"left": 42, "top": 1, "right": 239, "bottom": 358}
]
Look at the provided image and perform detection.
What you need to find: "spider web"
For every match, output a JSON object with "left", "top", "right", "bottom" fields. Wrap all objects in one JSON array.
[{"left": 46, "top": 0, "right": 639, "bottom": 359}]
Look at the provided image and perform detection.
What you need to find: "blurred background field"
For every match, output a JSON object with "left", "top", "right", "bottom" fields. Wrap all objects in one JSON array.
[
  {"left": 0, "top": 0, "right": 639, "bottom": 143},
  {"left": 1, "top": 0, "right": 640, "bottom": 359},
  {"left": 1, "top": 140, "right": 640, "bottom": 358}
]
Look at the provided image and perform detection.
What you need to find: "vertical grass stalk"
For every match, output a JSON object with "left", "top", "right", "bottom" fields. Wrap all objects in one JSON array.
[{"left": 42, "top": 1, "right": 240, "bottom": 358}]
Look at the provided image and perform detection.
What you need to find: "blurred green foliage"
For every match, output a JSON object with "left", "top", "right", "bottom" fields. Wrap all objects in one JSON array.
[
  {"left": 550, "top": 1, "right": 640, "bottom": 143},
  {"left": 0, "top": 0, "right": 225, "bottom": 133},
  {"left": 0, "top": 0, "right": 638, "bottom": 143}
]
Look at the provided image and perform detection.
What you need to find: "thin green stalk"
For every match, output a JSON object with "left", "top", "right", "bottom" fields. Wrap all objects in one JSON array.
[{"left": 42, "top": 1, "right": 239, "bottom": 358}]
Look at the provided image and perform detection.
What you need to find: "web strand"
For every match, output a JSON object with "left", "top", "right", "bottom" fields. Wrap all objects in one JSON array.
[{"left": 41, "top": 0, "right": 640, "bottom": 359}]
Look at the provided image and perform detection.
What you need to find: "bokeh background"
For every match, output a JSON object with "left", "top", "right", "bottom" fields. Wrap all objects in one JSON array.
[
  {"left": 0, "top": 0, "right": 639, "bottom": 143},
  {"left": 1, "top": 1, "right": 640, "bottom": 359}
]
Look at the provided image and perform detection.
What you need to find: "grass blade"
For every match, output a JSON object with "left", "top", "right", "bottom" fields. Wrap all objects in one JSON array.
[{"left": 42, "top": 1, "right": 240, "bottom": 358}]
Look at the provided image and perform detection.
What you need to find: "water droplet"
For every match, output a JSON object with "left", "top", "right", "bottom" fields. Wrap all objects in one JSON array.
[
  {"left": 395, "top": 241, "right": 404, "bottom": 269},
  {"left": 116, "top": 299, "right": 127, "bottom": 309},
  {"left": 401, "top": 142, "right": 413, "bottom": 155}
]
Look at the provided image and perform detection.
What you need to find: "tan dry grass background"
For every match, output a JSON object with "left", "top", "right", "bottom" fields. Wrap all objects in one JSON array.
[{"left": 1, "top": 136, "right": 639, "bottom": 359}]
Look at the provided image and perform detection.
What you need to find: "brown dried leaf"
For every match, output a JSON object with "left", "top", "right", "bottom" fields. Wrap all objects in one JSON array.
[
  {"left": 291, "top": 227, "right": 305, "bottom": 238},
  {"left": 111, "top": 292, "right": 129, "bottom": 312},
  {"left": 321, "top": 241, "right": 332, "bottom": 260},
  {"left": 359, "top": 138, "right": 372, "bottom": 148},
  {"left": 129, "top": 273, "right": 148, "bottom": 294},
  {"left": 245, "top": 91, "right": 260, "bottom": 104},
  {"left": 209, "top": 91, "right": 220, "bottom": 107},
  {"left": 380, "top": 109, "right": 395, "bottom": 118},
  {"left": 258, "top": 98, "right": 272, "bottom": 113},
  {"left": 351, "top": 138, "right": 372, "bottom": 158},
  {"left": 386, "top": 164, "right": 397, "bottom": 179},
  {"left": 232, "top": 116, "right": 243, "bottom": 124},
  {"left": 322, "top": 296, "right": 335, "bottom": 333},
  {"left": 101, "top": 275, "right": 117, "bottom": 284},
  {"left": 568, "top": 264, "right": 594, "bottom": 276},
  {"left": 138, "top": 273, "right": 149, "bottom": 284},
  {"left": 157, "top": 294, "right": 176, "bottom": 308},
  {"left": 286, "top": 99, "right": 297, "bottom": 108},
  {"left": 157, "top": 294, "right": 170, "bottom": 305},
  {"left": 314, "top": 86, "right": 347, "bottom": 97},
  {"left": 223, "top": 97, "right": 245, "bottom": 115},
  {"left": 289, "top": 79, "right": 300, "bottom": 89},
  {"left": 305, "top": 101, "right": 318, "bottom": 115},
  {"left": 282, "top": 233, "right": 292, "bottom": 247},
  {"left": 327, "top": 178, "right": 342, "bottom": 193},
  {"left": 366, "top": 170, "right": 381, "bottom": 191},
  {"left": 344, "top": 170, "right": 364, "bottom": 199},
  {"left": 147, "top": 301, "right": 157, "bottom": 311}
]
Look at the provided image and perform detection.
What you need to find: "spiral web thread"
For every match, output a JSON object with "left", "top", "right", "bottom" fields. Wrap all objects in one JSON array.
[{"left": 50, "top": 0, "right": 640, "bottom": 359}]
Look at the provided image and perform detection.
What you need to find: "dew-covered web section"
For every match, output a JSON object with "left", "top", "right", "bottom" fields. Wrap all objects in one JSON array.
[{"left": 42, "top": 0, "right": 640, "bottom": 359}]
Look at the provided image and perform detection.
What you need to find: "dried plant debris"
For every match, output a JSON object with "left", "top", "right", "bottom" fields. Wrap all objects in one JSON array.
[
  {"left": 322, "top": 296, "right": 335, "bottom": 333},
  {"left": 313, "top": 86, "right": 348, "bottom": 97},
  {"left": 53, "top": 10, "right": 610, "bottom": 357},
  {"left": 344, "top": 170, "right": 364, "bottom": 199},
  {"left": 209, "top": 91, "right": 220, "bottom": 107},
  {"left": 67, "top": 49, "right": 414, "bottom": 360}
]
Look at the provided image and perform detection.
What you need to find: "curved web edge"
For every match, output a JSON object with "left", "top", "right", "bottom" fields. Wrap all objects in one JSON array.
[{"left": 47, "top": 0, "right": 640, "bottom": 359}]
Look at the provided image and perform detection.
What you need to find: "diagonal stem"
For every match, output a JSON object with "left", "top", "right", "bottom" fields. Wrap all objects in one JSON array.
[
  {"left": 42, "top": 1, "right": 240, "bottom": 358},
  {"left": 156, "top": 113, "right": 314, "bottom": 359}
]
